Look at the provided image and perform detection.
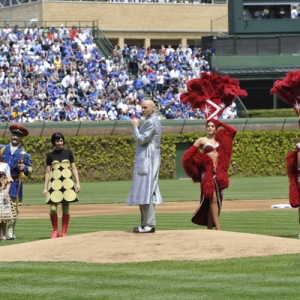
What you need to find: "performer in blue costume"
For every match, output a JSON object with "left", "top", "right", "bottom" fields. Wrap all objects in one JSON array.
[{"left": 0, "top": 124, "right": 33, "bottom": 240}]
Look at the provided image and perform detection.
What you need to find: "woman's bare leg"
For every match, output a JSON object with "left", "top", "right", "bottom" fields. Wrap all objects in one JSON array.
[
  {"left": 0, "top": 223, "right": 7, "bottom": 239},
  {"left": 210, "top": 191, "right": 220, "bottom": 230}
]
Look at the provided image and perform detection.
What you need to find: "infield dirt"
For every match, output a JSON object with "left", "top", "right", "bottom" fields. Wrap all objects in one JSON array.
[{"left": 0, "top": 199, "right": 299, "bottom": 263}]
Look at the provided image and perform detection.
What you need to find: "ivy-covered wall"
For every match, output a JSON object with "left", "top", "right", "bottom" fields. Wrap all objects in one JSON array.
[
  {"left": 230, "top": 130, "right": 296, "bottom": 177},
  {"left": 1, "top": 130, "right": 298, "bottom": 183}
]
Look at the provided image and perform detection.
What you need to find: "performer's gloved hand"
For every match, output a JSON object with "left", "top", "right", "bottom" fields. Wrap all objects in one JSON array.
[
  {"left": 213, "top": 119, "right": 221, "bottom": 127},
  {"left": 296, "top": 142, "right": 300, "bottom": 152},
  {"left": 217, "top": 119, "right": 237, "bottom": 137}
]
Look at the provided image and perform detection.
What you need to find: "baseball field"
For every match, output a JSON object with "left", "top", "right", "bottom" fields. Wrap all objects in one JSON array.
[{"left": 0, "top": 177, "right": 299, "bottom": 299}]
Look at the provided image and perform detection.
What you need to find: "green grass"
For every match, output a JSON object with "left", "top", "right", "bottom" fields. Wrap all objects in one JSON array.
[
  {"left": 1, "top": 255, "right": 300, "bottom": 300},
  {"left": 23, "top": 176, "right": 289, "bottom": 206},
  {"left": 0, "top": 177, "right": 298, "bottom": 299}
]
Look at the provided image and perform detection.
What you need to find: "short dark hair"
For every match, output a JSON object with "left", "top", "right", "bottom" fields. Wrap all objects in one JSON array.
[{"left": 51, "top": 132, "right": 65, "bottom": 146}]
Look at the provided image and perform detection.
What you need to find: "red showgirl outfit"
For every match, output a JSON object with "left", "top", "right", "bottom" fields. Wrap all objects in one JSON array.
[
  {"left": 182, "top": 120, "right": 236, "bottom": 225},
  {"left": 270, "top": 70, "right": 300, "bottom": 208},
  {"left": 180, "top": 72, "right": 247, "bottom": 227},
  {"left": 286, "top": 150, "right": 300, "bottom": 208}
]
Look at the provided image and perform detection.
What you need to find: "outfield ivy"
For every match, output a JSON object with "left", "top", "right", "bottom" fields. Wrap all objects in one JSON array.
[
  {"left": 2, "top": 130, "right": 298, "bottom": 182},
  {"left": 248, "top": 108, "right": 295, "bottom": 118}
]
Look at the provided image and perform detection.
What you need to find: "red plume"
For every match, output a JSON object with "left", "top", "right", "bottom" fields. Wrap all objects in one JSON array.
[
  {"left": 270, "top": 70, "right": 300, "bottom": 119},
  {"left": 180, "top": 73, "right": 247, "bottom": 120}
]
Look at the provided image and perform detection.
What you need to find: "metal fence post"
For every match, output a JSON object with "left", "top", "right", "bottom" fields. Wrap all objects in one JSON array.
[
  {"left": 243, "top": 118, "right": 248, "bottom": 132},
  {"left": 111, "top": 121, "right": 117, "bottom": 135},
  {"left": 282, "top": 117, "right": 286, "bottom": 131},
  {"left": 76, "top": 122, "right": 82, "bottom": 136},
  {"left": 40, "top": 122, "right": 46, "bottom": 137},
  {"left": 180, "top": 119, "right": 186, "bottom": 134}
]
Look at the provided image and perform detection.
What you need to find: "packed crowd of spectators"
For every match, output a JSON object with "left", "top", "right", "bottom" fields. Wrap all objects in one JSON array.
[{"left": 0, "top": 23, "right": 237, "bottom": 123}]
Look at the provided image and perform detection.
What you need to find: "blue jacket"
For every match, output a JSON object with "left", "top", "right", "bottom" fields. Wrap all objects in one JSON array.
[{"left": 0, "top": 144, "right": 33, "bottom": 200}]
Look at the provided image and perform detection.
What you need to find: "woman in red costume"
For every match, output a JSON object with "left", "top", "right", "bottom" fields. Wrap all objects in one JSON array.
[
  {"left": 286, "top": 141, "right": 300, "bottom": 238},
  {"left": 182, "top": 118, "right": 236, "bottom": 229},
  {"left": 270, "top": 70, "right": 300, "bottom": 238},
  {"left": 180, "top": 72, "right": 247, "bottom": 230}
]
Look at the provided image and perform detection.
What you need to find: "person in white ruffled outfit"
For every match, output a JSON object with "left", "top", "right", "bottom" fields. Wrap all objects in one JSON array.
[{"left": 0, "top": 154, "right": 13, "bottom": 241}]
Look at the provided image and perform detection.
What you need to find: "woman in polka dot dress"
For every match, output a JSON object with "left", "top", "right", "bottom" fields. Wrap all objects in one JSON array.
[{"left": 43, "top": 132, "right": 81, "bottom": 238}]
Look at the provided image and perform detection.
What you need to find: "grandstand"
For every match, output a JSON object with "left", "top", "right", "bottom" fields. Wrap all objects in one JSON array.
[
  {"left": 0, "top": 19, "right": 233, "bottom": 123},
  {"left": 0, "top": 0, "right": 299, "bottom": 122}
]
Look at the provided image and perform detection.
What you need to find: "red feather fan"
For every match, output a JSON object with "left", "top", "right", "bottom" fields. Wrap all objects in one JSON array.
[
  {"left": 180, "top": 73, "right": 247, "bottom": 120},
  {"left": 271, "top": 70, "right": 300, "bottom": 207},
  {"left": 270, "top": 70, "right": 300, "bottom": 123},
  {"left": 286, "top": 151, "right": 300, "bottom": 207}
]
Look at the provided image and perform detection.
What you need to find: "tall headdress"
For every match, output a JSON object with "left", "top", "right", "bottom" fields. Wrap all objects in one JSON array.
[
  {"left": 270, "top": 70, "right": 300, "bottom": 124},
  {"left": 180, "top": 72, "right": 247, "bottom": 120}
]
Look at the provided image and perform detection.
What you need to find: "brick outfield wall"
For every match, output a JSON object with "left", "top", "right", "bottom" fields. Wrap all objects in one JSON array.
[
  {"left": 0, "top": 2, "right": 228, "bottom": 33},
  {"left": 0, "top": 123, "right": 297, "bottom": 138}
]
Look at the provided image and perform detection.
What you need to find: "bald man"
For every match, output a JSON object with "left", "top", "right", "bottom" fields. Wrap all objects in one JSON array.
[{"left": 127, "top": 100, "right": 162, "bottom": 233}]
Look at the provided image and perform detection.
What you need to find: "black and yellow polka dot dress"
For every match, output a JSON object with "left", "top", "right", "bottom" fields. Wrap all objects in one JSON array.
[{"left": 46, "top": 149, "right": 78, "bottom": 204}]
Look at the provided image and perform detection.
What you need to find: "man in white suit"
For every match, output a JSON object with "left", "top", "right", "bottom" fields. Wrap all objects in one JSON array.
[{"left": 127, "top": 100, "right": 162, "bottom": 233}]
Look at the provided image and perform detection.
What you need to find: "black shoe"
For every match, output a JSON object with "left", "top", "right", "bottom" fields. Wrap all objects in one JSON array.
[{"left": 133, "top": 226, "right": 155, "bottom": 233}]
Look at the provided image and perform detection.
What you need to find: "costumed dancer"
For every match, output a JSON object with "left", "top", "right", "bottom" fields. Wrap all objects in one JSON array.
[
  {"left": 0, "top": 153, "right": 17, "bottom": 240},
  {"left": 270, "top": 70, "right": 300, "bottom": 238},
  {"left": 0, "top": 124, "right": 33, "bottom": 240},
  {"left": 180, "top": 72, "right": 247, "bottom": 230},
  {"left": 43, "top": 132, "right": 80, "bottom": 238}
]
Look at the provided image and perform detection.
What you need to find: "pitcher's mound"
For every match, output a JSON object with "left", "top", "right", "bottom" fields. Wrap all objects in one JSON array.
[{"left": 0, "top": 230, "right": 299, "bottom": 263}]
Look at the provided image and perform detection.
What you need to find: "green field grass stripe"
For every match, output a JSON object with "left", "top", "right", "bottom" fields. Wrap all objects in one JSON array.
[
  {"left": 23, "top": 176, "right": 289, "bottom": 206},
  {"left": 1, "top": 255, "right": 300, "bottom": 300}
]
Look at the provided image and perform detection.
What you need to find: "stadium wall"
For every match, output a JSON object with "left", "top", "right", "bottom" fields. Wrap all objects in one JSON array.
[{"left": 2, "top": 130, "right": 297, "bottom": 183}]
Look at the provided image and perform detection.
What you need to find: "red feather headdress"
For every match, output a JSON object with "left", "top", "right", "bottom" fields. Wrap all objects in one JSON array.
[
  {"left": 180, "top": 72, "right": 247, "bottom": 120},
  {"left": 270, "top": 70, "right": 300, "bottom": 124}
]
